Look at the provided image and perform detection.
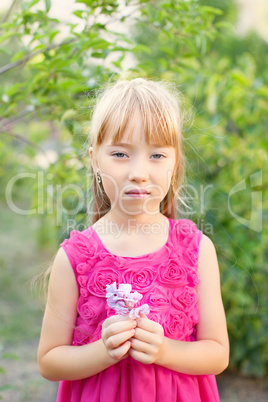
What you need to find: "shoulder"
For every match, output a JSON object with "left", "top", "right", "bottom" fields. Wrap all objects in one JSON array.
[
  {"left": 50, "top": 247, "right": 77, "bottom": 283},
  {"left": 198, "top": 234, "right": 217, "bottom": 261},
  {"left": 48, "top": 247, "right": 79, "bottom": 302},
  {"left": 199, "top": 233, "right": 216, "bottom": 254},
  {"left": 197, "top": 234, "right": 220, "bottom": 282}
]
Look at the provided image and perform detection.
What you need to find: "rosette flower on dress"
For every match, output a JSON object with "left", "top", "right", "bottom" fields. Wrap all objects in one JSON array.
[
  {"left": 122, "top": 263, "right": 155, "bottom": 293},
  {"left": 159, "top": 258, "right": 188, "bottom": 287},
  {"left": 65, "top": 231, "right": 99, "bottom": 261},
  {"left": 87, "top": 263, "right": 123, "bottom": 297},
  {"left": 146, "top": 287, "right": 170, "bottom": 311},
  {"left": 163, "top": 309, "right": 190, "bottom": 340}
]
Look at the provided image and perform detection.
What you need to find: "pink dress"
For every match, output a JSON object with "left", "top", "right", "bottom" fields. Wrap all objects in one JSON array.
[{"left": 57, "top": 218, "right": 220, "bottom": 402}]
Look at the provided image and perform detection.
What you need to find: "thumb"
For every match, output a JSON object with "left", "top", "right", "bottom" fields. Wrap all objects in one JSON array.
[{"left": 139, "top": 313, "right": 148, "bottom": 319}]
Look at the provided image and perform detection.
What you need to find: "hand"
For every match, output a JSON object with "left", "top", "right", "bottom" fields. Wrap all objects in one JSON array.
[
  {"left": 129, "top": 314, "right": 165, "bottom": 365},
  {"left": 102, "top": 315, "right": 137, "bottom": 361}
]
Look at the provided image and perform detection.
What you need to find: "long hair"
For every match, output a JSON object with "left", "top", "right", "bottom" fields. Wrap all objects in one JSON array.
[{"left": 88, "top": 78, "right": 186, "bottom": 224}]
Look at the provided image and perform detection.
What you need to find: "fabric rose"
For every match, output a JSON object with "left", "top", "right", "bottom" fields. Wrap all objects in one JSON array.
[
  {"left": 80, "top": 287, "right": 89, "bottom": 298},
  {"left": 183, "top": 233, "right": 201, "bottom": 266},
  {"left": 87, "top": 263, "right": 122, "bottom": 297},
  {"left": 98, "top": 251, "right": 127, "bottom": 269},
  {"left": 186, "top": 267, "right": 200, "bottom": 286},
  {"left": 78, "top": 276, "right": 90, "bottom": 297},
  {"left": 77, "top": 262, "right": 91, "bottom": 275},
  {"left": 163, "top": 309, "right": 190, "bottom": 340},
  {"left": 171, "top": 286, "right": 198, "bottom": 311},
  {"left": 77, "top": 296, "right": 106, "bottom": 324},
  {"left": 122, "top": 263, "right": 155, "bottom": 293},
  {"left": 78, "top": 275, "right": 89, "bottom": 288},
  {"left": 106, "top": 282, "right": 150, "bottom": 319},
  {"left": 159, "top": 258, "right": 188, "bottom": 287},
  {"left": 177, "top": 219, "right": 197, "bottom": 237},
  {"left": 146, "top": 287, "right": 170, "bottom": 311},
  {"left": 73, "top": 317, "right": 93, "bottom": 345},
  {"left": 184, "top": 250, "right": 198, "bottom": 267},
  {"left": 60, "top": 230, "right": 99, "bottom": 263}
]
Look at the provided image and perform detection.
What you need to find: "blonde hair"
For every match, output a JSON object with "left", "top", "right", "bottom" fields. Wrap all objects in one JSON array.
[{"left": 89, "top": 78, "right": 186, "bottom": 224}]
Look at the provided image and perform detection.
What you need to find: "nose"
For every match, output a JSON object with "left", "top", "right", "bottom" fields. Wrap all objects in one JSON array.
[{"left": 128, "top": 158, "right": 149, "bottom": 183}]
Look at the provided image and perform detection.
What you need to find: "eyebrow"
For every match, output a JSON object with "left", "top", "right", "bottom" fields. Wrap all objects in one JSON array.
[{"left": 107, "top": 142, "right": 169, "bottom": 148}]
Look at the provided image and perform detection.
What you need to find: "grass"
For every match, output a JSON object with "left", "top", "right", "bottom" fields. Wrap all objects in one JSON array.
[
  {"left": 0, "top": 201, "right": 57, "bottom": 400},
  {"left": 0, "top": 208, "right": 47, "bottom": 343}
]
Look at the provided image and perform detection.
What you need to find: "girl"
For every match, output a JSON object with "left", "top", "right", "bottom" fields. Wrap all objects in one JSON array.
[{"left": 38, "top": 78, "right": 229, "bottom": 401}]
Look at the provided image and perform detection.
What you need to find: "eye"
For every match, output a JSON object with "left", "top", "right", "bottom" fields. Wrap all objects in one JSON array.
[
  {"left": 112, "top": 152, "right": 127, "bottom": 158},
  {"left": 152, "top": 154, "right": 165, "bottom": 159}
]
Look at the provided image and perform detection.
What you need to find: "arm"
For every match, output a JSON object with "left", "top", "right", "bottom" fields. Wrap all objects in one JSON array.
[
  {"left": 37, "top": 247, "right": 136, "bottom": 381},
  {"left": 129, "top": 234, "right": 229, "bottom": 375}
]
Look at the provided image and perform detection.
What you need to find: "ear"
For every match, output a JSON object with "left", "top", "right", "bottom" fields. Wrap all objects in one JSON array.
[{"left": 89, "top": 146, "right": 98, "bottom": 173}]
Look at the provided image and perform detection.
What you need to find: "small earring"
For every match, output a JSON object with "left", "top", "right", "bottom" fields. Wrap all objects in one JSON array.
[{"left": 96, "top": 172, "right": 102, "bottom": 184}]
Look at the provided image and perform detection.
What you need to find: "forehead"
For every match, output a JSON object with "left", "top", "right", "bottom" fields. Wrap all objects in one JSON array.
[
  {"left": 107, "top": 113, "right": 141, "bottom": 142},
  {"left": 104, "top": 113, "right": 171, "bottom": 148}
]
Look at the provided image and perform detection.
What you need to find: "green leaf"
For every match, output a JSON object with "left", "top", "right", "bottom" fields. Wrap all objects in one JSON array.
[
  {"left": 132, "top": 44, "right": 151, "bottom": 54},
  {"left": 22, "top": 0, "right": 39, "bottom": 11},
  {"left": 49, "top": 30, "right": 60, "bottom": 41},
  {"left": 11, "top": 50, "right": 28, "bottom": 63},
  {"left": 0, "top": 367, "right": 6, "bottom": 374},
  {"left": 0, "top": 31, "right": 17, "bottom": 45},
  {"left": 75, "top": 0, "right": 92, "bottom": 5},
  {"left": 2, "top": 352, "right": 20, "bottom": 360},
  {"left": 215, "top": 21, "right": 234, "bottom": 32},
  {"left": 73, "top": 10, "right": 84, "bottom": 19},
  {"left": 0, "top": 47, "right": 11, "bottom": 55},
  {"left": 0, "top": 385, "right": 15, "bottom": 391},
  {"left": 6, "top": 83, "right": 24, "bottom": 97},
  {"left": 45, "top": 0, "right": 51, "bottom": 12},
  {"left": 201, "top": 6, "right": 223, "bottom": 15}
]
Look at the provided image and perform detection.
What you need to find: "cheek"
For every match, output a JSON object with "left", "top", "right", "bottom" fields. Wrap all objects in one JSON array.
[
  {"left": 153, "top": 168, "right": 172, "bottom": 187},
  {"left": 101, "top": 176, "right": 118, "bottom": 200}
]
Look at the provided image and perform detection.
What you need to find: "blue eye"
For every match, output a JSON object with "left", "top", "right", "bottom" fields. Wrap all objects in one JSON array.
[
  {"left": 112, "top": 152, "right": 127, "bottom": 158},
  {"left": 152, "top": 154, "right": 165, "bottom": 159},
  {"left": 112, "top": 152, "right": 165, "bottom": 159}
]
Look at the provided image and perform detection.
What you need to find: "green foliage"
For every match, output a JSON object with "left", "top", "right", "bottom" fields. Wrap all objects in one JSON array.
[{"left": 0, "top": 0, "right": 267, "bottom": 377}]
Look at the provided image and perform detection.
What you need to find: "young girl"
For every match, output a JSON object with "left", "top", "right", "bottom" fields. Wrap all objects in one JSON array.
[{"left": 38, "top": 78, "right": 229, "bottom": 401}]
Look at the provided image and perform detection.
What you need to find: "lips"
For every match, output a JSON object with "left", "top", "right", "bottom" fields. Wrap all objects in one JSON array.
[{"left": 125, "top": 189, "right": 150, "bottom": 194}]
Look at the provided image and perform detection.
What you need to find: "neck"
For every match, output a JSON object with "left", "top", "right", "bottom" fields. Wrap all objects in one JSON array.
[{"left": 101, "top": 211, "right": 168, "bottom": 236}]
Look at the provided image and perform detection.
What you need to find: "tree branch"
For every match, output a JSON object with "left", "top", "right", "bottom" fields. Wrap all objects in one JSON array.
[
  {"left": 1, "top": 0, "right": 17, "bottom": 24},
  {"left": 0, "top": 38, "right": 77, "bottom": 75},
  {"left": 0, "top": 1, "right": 142, "bottom": 76},
  {"left": 1, "top": 130, "right": 48, "bottom": 155}
]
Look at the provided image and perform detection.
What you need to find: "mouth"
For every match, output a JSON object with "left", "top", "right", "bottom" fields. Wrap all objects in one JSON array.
[
  {"left": 125, "top": 189, "right": 150, "bottom": 198},
  {"left": 125, "top": 189, "right": 150, "bottom": 195}
]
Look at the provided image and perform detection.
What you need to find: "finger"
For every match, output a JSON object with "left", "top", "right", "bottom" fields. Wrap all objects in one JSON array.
[
  {"left": 130, "top": 337, "right": 154, "bottom": 355},
  {"left": 111, "top": 341, "right": 131, "bottom": 360},
  {"left": 106, "top": 328, "right": 136, "bottom": 349},
  {"left": 103, "top": 315, "right": 135, "bottom": 329},
  {"left": 139, "top": 313, "right": 148, "bottom": 319},
  {"left": 136, "top": 317, "right": 159, "bottom": 333},
  {"left": 133, "top": 327, "right": 154, "bottom": 344},
  {"left": 129, "top": 348, "right": 153, "bottom": 365},
  {"left": 104, "top": 320, "right": 136, "bottom": 339}
]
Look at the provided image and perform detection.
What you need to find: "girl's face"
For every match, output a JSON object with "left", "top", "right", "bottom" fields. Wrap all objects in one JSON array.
[{"left": 90, "top": 115, "right": 176, "bottom": 219}]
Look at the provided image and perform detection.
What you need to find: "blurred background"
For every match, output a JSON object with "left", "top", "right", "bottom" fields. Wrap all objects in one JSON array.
[{"left": 0, "top": 0, "right": 267, "bottom": 400}]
